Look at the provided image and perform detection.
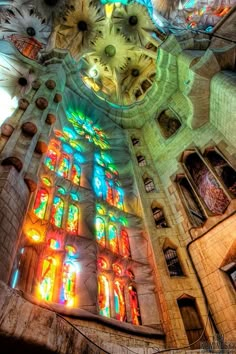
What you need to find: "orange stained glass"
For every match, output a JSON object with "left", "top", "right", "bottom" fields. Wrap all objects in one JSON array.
[
  {"left": 98, "top": 275, "right": 110, "bottom": 318},
  {"left": 39, "top": 257, "right": 56, "bottom": 302},
  {"left": 33, "top": 188, "right": 49, "bottom": 219},
  {"left": 108, "top": 224, "right": 119, "bottom": 253},
  {"left": 114, "top": 281, "right": 126, "bottom": 321}
]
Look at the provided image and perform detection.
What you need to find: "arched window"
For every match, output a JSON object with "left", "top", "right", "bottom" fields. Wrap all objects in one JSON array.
[
  {"left": 164, "top": 248, "right": 184, "bottom": 276},
  {"left": 96, "top": 217, "right": 106, "bottom": 247},
  {"left": 185, "top": 152, "right": 230, "bottom": 214},
  {"left": 94, "top": 166, "right": 105, "bottom": 199},
  {"left": 51, "top": 196, "right": 64, "bottom": 227},
  {"left": 108, "top": 224, "right": 119, "bottom": 253},
  {"left": 143, "top": 176, "right": 155, "bottom": 192},
  {"left": 157, "top": 109, "right": 181, "bottom": 139},
  {"left": 205, "top": 149, "right": 236, "bottom": 196},
  {"left": 58, "top": 153, "right": 70, "bottom": 178},
  {"left": 178, "top": 176, "right": 206, "bottom": 227},
  {"left": 128, "top": 285, "right": 141, "bottom": 325},
  {"left": 137, "top": 155, "right": 146, "bottom": 166},
  {"left": 71, "top": 164, "right": 81, "bottom": 185},
  {"left": 44, "top": 148, "right": 57, "bottom": 171},
  {"left": 151, "top": 203, "right": 168, "bottom": 228},
  {"left": 106, "top": 180, "right": 114, "bottom": 205},
  {"left": 121, "top": 229, "right": 131, "bottom": 257},
  {"left": 61, "top": 261, "right": 76, "bottom": 307},
  {"left": 114, "top": 281, "right": 126, "bottom": 321},
  {"left": 98, "top": 275, "right": 110, "bottom": 318},
  {"left": 113, "top": 187, "right": 124, "bottom": 210},
  {"left": 39, "top": 257, "right": 56, "bottom": 302},
  {"left": 33, "top": 188, "right": 49, "bottom": 219},
  {"left": 67, "top": 204, "right": 79, "bottom": 234}
]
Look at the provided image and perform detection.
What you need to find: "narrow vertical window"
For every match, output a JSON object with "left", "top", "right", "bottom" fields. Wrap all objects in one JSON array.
[
  {"left": 106, "top": 180, "right": 114, "bottom": 205},
  {"left": 121, "top": 229, "right": 131, "bottom": 257},
  {"left": 45, "top": 149, "right": 57, "bottom": 171},
  {"left": 114, "top": 187, "right": 124, "bottom": 210},
  {"left": 108, "top": 224, "right": 119, "bottom": 253},
  {"left": 151, "top": 205, "right": 168, "bottom": 228},
  {"left": 128, "top": 285, "right": 141, "bottom": 325},
  {"left": 144, "top": 177, "right": 155, "bottom": 192},
  {"left": 39, "top": 257, "right": 56, "bottom": 301},
  {"left": 185, "top": 153, "right": 229, "bottom": 214},
  {"left": 67, "top": 204, "right": 79, "bottom": 234},
  {"left": 205, "top": 149, "right": 236, "bottom": 196},
  {"left": 33, "top": 188, "right": 49, "bottom": 219},
  {"left": 96, "top": 217, "right": 106, "bottom": 247},
  {"left": 51, "top": 196, "right": 64, "bottom": 227},
  {"left": 98, "top": 275, "right": 110, "bottom": 318},
  {"left": 58, "top": 153, "right": 70, "bottom": 178},
  {"left": 164, "top": 248, "right": 184, "bottom": 276},
  {"left": 61, "top": 261, "right": 76, "bottom": 307},
  {"left": 114, "top": 281, "right": 126, "bottom": 321},
  {"left": 71, "top": 164, "right": 81, "bottom": 185}
]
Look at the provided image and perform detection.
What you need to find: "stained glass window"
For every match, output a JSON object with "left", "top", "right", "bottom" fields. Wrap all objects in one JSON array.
[
  {"left": 96, "top": 217, "right": 106, "bottom": 247},
  {"left": 51, "top": 196, "right": 64, "bottom": 228},
  {"left": 114, "top": 187, "right": 124, "bottom": 210},
  {"left": 98, "top": 275, "right": 110, "bottom": 317},
  {"left": 106, "top": 180, "right": 113, "bottom": 205},
  {"left": 114, "top": 281, "right": 126, "bottom": 321},
  {"left": 45, "top": 149, "right": 57, "bottom": 171},
  {"left": 58, "top": 153, "right": 70, "bottom": 179},
  {"left": 121, "top": 229, "right": 131, "bottom": 257},
  {"left": 108, "top": 224, "right": 119, "bottom": 253},
  {"left": 67, "top": 204, "right": 79, "bottom": 234},
  {"left": 33, "top": 188, "right": 49, "bottom": 219},
  {"left": 129, "top": 285, "right": 141, "bottom": 325},
  {"left": 39, "top": 257, "right": 56, "bottom": 302},
  {"left": 98, "top": 258, "right": 108, "bottom": 270},
  {"left": 61, "top": 261, "right": 76, "bottom": 307},
  {"left": 71, "top": 164, "right": 81, "bottom": 185},
  {"left": 112, "top": 263, "right": 122, "bottom": 276},
  {"left": 49, "top": 239, "right": 60, "bottom": 250},
  {"left": 94, "top": 166, "right": 105, "bottom": 199},
  {"left": 42, "top": 177, "right": 51, "bottom": 187},
  {"left": 65, "top": 245, "right": 77, "bottom": 257}
]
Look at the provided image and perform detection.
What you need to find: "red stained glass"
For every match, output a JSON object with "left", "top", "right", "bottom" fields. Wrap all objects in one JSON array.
[
  {"left": 129, "top": 286, "right": 141, "bottom": 325},
  {"left": 121, "top": 229, "right": 131, "bottom": 257}
]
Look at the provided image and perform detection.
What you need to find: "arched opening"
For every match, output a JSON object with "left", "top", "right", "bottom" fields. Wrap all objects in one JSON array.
[
  {"left": 33, "top": 188, "right": 49, "bottom": 219},
  {"left": 177, "top": 296, "right": 208, "bottom": 349},
  {"left": 205, "top": 148, "right": 236, "bottom": 197},
  {"left": 157, "top": 109, "right": 181, "bottom": 139},
  {"left": 151, "top": 202, "right": 168, "bottom": 228},
  {"left": 96, "top": 217, "right": 106, "bottom": 247},
  {"left": 164, "top": 247, "right": 184, "bottom": 276},
  {"left": 39, "top": 257, "right": 57, "bottom": 302},
  {"left": 128, "top": 285, "right": 141, "bottom": 325},
  {"left": 114, "top": 280, "right": 126, "bottom": 322},
  {"left": 185, "top": 152, "right": 230, "bottom": 215},
  {"left": 66, "top": 204, "right": 79, "bottom": 234},
  {"left": 50, "top": 196, "right": 64, "bottom": 227},
  {"left": 98, "top": 274, "right": 110, "bottom": 318},
  {"left": 108, "top": 224, "right": 119, "bottom": 253}
]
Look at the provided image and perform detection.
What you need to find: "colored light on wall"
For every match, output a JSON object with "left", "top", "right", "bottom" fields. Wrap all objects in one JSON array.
[
  {"left": 62, "top": 143, "right": 74, "bottom": 155},
  {"left": 70, "top": 192, "right": 79, "bottom": 201},
  {"left": 11, "top": 269, "right": 19, "bottom": 288},
  {"left": 98, "top": 275, "right": 110, "bottom": 318},
  {"left": 62, "top": 261, "right": 76, "bottom": 307},
  {"left": 45, "top": 149, "right": 57, "bottom": 171},
  {"left": 49, "top": 239, "right": 60, "bottom": 250},
  {"left": 112, "top": 263, "right": 122, "bottom": 276},
  {"left": 42, "top": 177, "right": 52, "bottom": 187},
  {"left": 51, "top": 196, "right": 64, "bottom": 228},
  {"left": 65, "top": 245, "right": 77, "bottom": 257},
  {"left": 98, "top": 257, "right": 108, "bottom": 269},
  {"left": 39, "top": 257, "right": 56, "bottom": 302},
  {"left": 33, "top": 188, "right": 49, "bottom": 219},
  {"left": 108, "top": 224, "right": 119, "bottom": 253},
  {"left": 67, "top": 204, "right": 79, "bottom": 234},
  {"left": 71, "top": 164, "right": 80, "bottom": 185},
  {"left": 58, "top": 153, "right": 70, "bottom": 178},
  {"left": 63, "top": 126, "right": 78, "bottom": 140},
  {"left": 96, "top": 204, "right": 105, "bottom": 215},
  {"left": 57, "top": 186, "right": 66, "bottom": 195},
  {"left": 27, "top": 228, "right": 41, "bottom": 242}
]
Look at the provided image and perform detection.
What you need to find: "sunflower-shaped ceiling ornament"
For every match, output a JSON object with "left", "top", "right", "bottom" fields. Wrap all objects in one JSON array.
[
  {"left": 112, "top": 3, "right": 159, "bottom": 49},
  {"left": 0, "top": 8, "right": 51, "bottom": 45},
  {"left": 0, "top": 52, "right": 37, "bottom": 98},
  {"left": 119, "top": 54, "right": 156, "bottom": 104},
  {"left": 12, "top": 0, "right": 70, "bottom": 22},
  {"left": 54, "top": 0, "right": 105, "bottom": 59}
]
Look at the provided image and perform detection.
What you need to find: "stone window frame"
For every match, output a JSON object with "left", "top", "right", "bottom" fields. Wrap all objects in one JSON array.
[
  {"left": 151, "top": 201, "right": 169, "bottom": 228},
  {"left": 143, "top": 176, "right": 155, "bottom": 193},
  {"left": 136, "top": 154, "right": 146, "bottom": 166},
  {"left": 163, "top": 246, "right": 184, "bottom": 277}
]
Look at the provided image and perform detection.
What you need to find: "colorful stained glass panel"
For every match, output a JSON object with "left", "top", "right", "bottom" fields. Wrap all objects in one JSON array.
[{"left": 33, "top": 188, "right": 48, "bottom": 219}]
